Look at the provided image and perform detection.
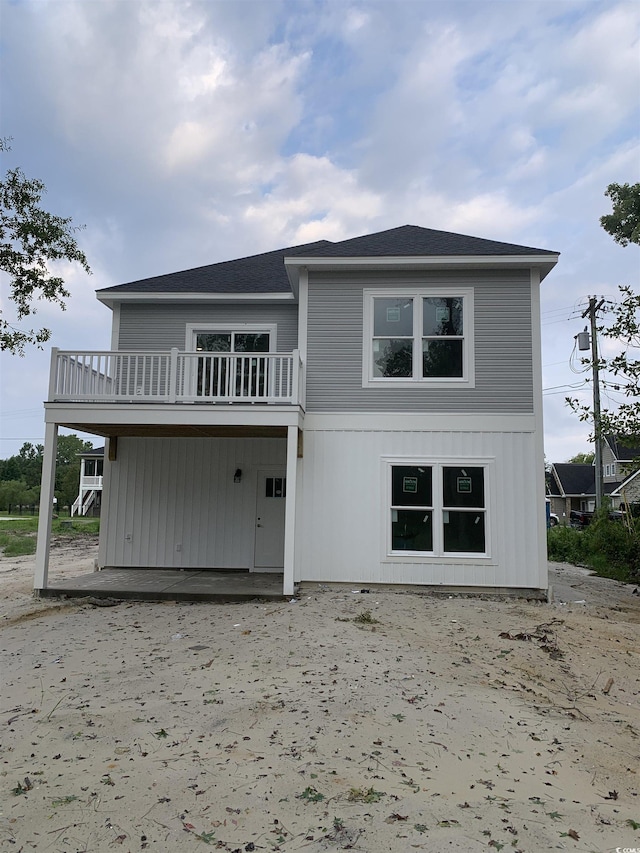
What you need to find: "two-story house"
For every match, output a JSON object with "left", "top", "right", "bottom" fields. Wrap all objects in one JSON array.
[
  {"left": 71, "top": 446, "right": 104, "bottom": 517},
  {"left": 34, "top": 225, "right": 559, "bottom": 598}
]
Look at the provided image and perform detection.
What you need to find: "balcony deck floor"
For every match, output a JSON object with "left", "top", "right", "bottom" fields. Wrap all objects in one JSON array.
[{"left": 38, "top": 568, "right": 289, "bottom": 602}]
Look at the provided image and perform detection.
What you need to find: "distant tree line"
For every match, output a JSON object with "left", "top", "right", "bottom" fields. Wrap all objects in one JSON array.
[{"left": 0, "top": 434, "right": 94, "bottom": 512}]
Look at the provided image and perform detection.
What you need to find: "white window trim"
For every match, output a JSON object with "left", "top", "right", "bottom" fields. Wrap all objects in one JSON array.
[
  {"left": 382, "top": 456, "right": 493, "bottom": 562},
  {"left": 362, "top": 288, "right": 475, "bottom": 389},
  {"left": 185, "top": 323, "right": 278, "bottom": 352}
]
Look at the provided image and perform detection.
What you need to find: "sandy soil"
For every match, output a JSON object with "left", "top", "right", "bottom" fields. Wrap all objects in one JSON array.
[{"left": 1, "top": 540, "right": 640, "bottom": 853}]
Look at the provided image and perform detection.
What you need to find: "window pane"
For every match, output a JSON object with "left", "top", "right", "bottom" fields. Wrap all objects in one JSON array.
[
  {"left": 392, "top": 509, "right": 433, "bottom": 551},
  {"left": 266, "top": 477, "right": 286, "bottom": 498},
  {"left": 443, "top": 511, "right": 485, "bottom": 553},
  {"left": 423, "top": 297, "right": 463, "bottom": 336},
  {"left": 234, "top": 333, "right": 269, "bottom": 353},
  {"left": 443, "top": 467, "right": 484, "bottom": 508},
  {"left": 373, "top": 298, "right": 413, "bottom": 336},
  {"left": 373, "top": 339, "right": 413, "bottom": 377},
  {"left": 85, "top": 459, "right": 95, "bottom": 476},
  {"left": 197, "top": 333, "right": 231, "bottom": 352},
  {"left": 422, "top": 339, "right": 463, "bottom": 377},
  {"left": 392, "top": 465, "right": 432, "bottom": 507}
]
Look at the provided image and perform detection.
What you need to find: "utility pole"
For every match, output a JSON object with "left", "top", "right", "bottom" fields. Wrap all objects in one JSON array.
[{"left": 580, "top": 297, "right": 606, "bottom": 510}]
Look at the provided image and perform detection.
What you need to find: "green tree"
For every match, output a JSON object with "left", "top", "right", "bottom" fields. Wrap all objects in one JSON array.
[
  {"left": 0, "top": 435, "right": 94, "bottom": 509},
  {"left": 57, "top": 465, "right": 81, "bottom": 509},
  {"left": 18, "top": 442, "right": 44, "bottom": 488},
  {"left": 1, "top": 139, "right": 91, "bottom": 354},
  {"left": 600, "top": 182, "right": 640, "bottom": 247},
  {"left": 0, "top": 478, "right": 30, "bottom": 510},
  {"left": 56, "top": 434, "right": 93, "bottom": 467},
  {"left": 566, "top": 451, "right": 595, "bottom": 464},
  {"left": 568, "top": 183, "right": 640, "bottom": 440}
]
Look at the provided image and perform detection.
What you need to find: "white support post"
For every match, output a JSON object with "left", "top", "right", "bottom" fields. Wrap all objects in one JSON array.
[
  {"left": 297, "top": 267, "right": 308, "bottom": 406},
  {"left": 283, "top": 424, "right": 298, "bottom": 597},
  {"left": 34, "top": 422, "right": 58, "bottom": 593}
]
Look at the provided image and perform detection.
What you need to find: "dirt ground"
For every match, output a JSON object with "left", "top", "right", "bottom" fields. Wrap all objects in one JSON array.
[{"left": 1, "top": 539, "right": 639, "bottom": 853}]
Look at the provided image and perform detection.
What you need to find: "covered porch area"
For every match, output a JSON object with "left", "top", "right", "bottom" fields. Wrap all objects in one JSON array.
[{"left": 35, "top": 402, "right": 303, "bottom": 600}]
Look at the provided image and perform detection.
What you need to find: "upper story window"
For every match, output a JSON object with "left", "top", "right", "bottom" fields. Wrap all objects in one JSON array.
[
  {"left": 195, "top": 332, "right": 270, "bottom": 354},
  {"left": 83, "top": 459, "right": 103, "bottom": 477},
  {"left": 363, "top": 288, "right": 474, "bottom": 388},
  {"left": 186, "top": 323, "right": 276, "bottom": 398}
]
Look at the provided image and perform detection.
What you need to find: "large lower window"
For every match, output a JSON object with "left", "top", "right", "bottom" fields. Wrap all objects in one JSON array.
[
  {"left": 389, "top": 461, "right": 487, "bottom": 556},
  {"left": 364, "top": 289, "right": 473, "bottom": 386}
]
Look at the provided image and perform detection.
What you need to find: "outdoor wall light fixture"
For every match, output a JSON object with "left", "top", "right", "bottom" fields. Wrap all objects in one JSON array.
[{"left": 234, "top": 469, "right": 242, "bottom": 483}]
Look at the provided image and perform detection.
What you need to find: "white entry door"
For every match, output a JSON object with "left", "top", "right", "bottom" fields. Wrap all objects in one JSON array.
[{"left": 254, "top": 470, "right": 286, "bottom": 570}]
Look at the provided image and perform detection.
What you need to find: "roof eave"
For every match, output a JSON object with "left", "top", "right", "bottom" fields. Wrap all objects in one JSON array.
[
  {"left": 96, "top": 291, "right": 296, "bottom": 307},
  {"left": 284, "top": 253, "right": 560, "bottom": 290}
]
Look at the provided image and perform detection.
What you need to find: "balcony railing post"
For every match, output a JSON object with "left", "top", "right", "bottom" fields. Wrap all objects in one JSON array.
[
  {"left": 168, "top": 348, "right": 178, "bottom": 403},
  {"left": 48, "top": 348, "right": 59, "bottom": 399},
  {"left": 292, "top": 349, "right": 300, "bottom": 405}
]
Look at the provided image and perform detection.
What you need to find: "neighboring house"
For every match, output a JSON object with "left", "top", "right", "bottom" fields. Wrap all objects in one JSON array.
[
  {"left": 547, "top": 461, "right": 620, "bottom": 522},
  {"left": 547, "top": 463, "right": 597, "bottom": 521},
  {"left": 612, "top": 467, "right": 640, "bottom": 508},
  {"left": 34, "top": 225, "right": 559, "bottom": 596},
  {"left": 71, "top": 446, "right": 104, "bottom": 517},
  {"left": 602, "top": 435, "right": 640, "bottom": 490}
]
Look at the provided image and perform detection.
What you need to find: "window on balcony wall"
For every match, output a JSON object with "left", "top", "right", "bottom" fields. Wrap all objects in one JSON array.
[
  {"left": 83, "top": 459, "right": 104, "bottom": 477},
  {"left": 187, "top": 325, "right": 275, "bottom": 398},
  {"left": 387, "top": 460, "right": 488, "bottom": 557},
  {"left": 363, "top": 289, "right": 474, "bottom": 387}
]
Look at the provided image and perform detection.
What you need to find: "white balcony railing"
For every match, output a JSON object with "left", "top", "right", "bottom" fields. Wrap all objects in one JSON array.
[{"left": 49, "top": 348, "right": 302, "bottom": 405}]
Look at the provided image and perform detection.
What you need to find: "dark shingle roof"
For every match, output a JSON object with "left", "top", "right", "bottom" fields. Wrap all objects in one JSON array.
[
  {"left": 550, "top": 462, "right": 620, "bottom": 497},
  {"left": 98, "top": 240, "right": 332, "bottom": 295},
  {"left": 290, "top": 224, "right": 558, "bottom": 258},
  {"left": 605, "top": 435, "right": 640, "bottom": 461},
  {"left": 551, "top": 464, "right": 595, "bottom": 496},
  {"left": 97, "top": 225, "right": 558, "bottom": 297}
]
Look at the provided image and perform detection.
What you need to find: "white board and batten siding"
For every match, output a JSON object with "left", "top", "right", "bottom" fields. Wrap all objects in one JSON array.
[
  {"left": 295, "top": 420, "right": 546, "bottom": 591},
  {"left": 99, "top": 437, "right": 286, "bottom": 569}
]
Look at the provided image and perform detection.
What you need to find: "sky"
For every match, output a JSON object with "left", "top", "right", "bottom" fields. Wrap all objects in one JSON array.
[{"left": 0, "top": 0, "right": 638, "bottom": 464}]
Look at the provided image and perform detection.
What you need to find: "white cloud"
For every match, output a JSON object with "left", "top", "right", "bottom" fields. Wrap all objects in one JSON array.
[{"left": 244, "top": 153, "right": 382, "bottom": 245}]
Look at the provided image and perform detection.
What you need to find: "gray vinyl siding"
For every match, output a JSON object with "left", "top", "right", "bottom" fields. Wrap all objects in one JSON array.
[
  {"left": 116, "top": 302, "right": 298, "bottom": 353},
  {"left": 306, "top": 269, "right": 534, "bottom": 414}
]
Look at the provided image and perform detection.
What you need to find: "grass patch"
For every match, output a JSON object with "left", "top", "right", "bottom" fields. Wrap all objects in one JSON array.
[
  {"left": 548, "top": 514, "right": 640, "bottom": 583},
  {"left": 346, "top": 786, "right": 384, "bottom": 803},
  {"left": 353, "top": 609, "right": 379, "bottom": 625},
  {"left": 0, "top": 531, "right": 36, "bottom": 557},
  {"left": 0, "top": 517, "right": 99, "bottom": 558}
]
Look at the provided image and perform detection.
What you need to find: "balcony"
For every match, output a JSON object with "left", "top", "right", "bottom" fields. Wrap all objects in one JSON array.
[{"left": 49, "top": 348, "right": 302, "bottom": 406}]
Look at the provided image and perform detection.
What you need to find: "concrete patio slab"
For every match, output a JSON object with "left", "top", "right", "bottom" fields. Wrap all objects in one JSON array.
[{"left": 38, "top": 568, "right": 289, "bottom": 602}]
